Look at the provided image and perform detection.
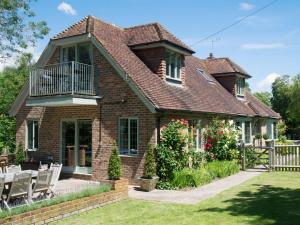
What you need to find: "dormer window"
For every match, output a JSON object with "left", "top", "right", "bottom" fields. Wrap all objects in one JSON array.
[
  {"left": 61, "top": 43, "right": 92, "bottom": 65},
  {"left": 166, "top": 51, "right": 181, "bottom": 82},
  {"left": 236, "top": 77, "right": 245, "bottom": 97}
]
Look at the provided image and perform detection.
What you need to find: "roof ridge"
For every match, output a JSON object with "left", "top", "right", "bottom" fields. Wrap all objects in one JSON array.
[
  {"left": 91, "top": 15, "right": 124, "bottom": 30},
  {"left": 52, "top": 16, "right": 89, "bottom": 39},
  {"left": 124, "top": 22, "right": 159, "bottom": 30}
]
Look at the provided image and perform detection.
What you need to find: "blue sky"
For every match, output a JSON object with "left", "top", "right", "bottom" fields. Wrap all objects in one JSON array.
[{"left": 12, "top": 0, "right": 300, "bottom": 92}]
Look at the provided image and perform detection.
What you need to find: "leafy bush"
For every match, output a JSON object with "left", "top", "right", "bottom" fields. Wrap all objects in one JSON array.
[
  {"left": 203, "top": 118, "right": 239, "bottom": 161},
  {"left": 172, "top": 168, "right": 212, "bottom": 189},
  {"left": 189, "top": 148, "right": 205, "bottom": 169},
  {"left": 156, "top": 181, "right": 176, "bottom": 190},
  {"left": 142, "top": 144, "right": 156, "bottom": 179},
  {"left": 156, "top": 120, "right": 189, "bottom": 182},
  {"left": 171, "top": 161, "right": 240, "bottom": 189},
  {"left": 204, "top": 160, "right": 240, "bottom": 178},
  {"left": 15, "top": 142, "right": 25, "bottom": 165},
  {"left": 243, "top": 146, "right": 258, "bottom": 168},
  {"left": 108, "top": 143, "right": 121, "bottom": 180}
]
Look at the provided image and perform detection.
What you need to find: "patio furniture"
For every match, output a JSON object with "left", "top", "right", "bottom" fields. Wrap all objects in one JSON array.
[
  {"left": 31, "top": 170, "right": 53, "bottom": 202},
  {"left": 3, "top": 172, "right": 32, "bottom": 210},
  {"left": 48, "top": 163, "right": 62, "bottom": 196},
  {"left": 6, "top": 165, "right": 21, "bottom": 173}
]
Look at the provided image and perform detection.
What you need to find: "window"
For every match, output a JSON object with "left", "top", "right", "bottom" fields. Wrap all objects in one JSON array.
[
  {"left": 166, "top": 51, "right": 181, "bottom": 81},
  {"left": 27, "top": 120, "right": 39, "bottom": 151},
  {"left": 119, "top": 118, "right": 138, "bottom": 156},
  {"left": 245, "top": 121, "right": 251, "bottom": 144},
  {"left": 236, "top": 78, "right": 245, "bottom": 97},
  {"left": 61, "top": 44, "right": 92, "bottom": 65},
  {"left": 197, "top": 68, "right": 214, "bottom": 83},
  {"left": 189, "top": 120, "right": 202, "bottom": 150},
  {"left": 235, "top": 121, "right": 243, "bottom": 141}
]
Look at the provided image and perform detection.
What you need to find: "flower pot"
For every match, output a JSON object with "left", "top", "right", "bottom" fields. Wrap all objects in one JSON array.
[{"left": 139, "top": 176, "right": 159, "bottom": 192}]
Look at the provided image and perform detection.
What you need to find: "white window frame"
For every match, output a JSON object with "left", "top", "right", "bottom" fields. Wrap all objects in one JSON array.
[
  {"left": 26, "top": 120, "right": 39, "bottom": 151},
  {"left": 236, "top": 77, "right": 245, "bottom": 97},
  {"left": 196, "top": 120, "right": 202, "bottom": 150},
  {"left": 235, "top": 119, "right": 252, "bottom": 145},
  {"left": 166, "top": 51, "right": 181, "bottom": 81},
  {"left": 60, "top": 43, "right": 93, "bottom": 65},
  {"left": 118, "top": 117, "right": 139, "bottom": 157}
]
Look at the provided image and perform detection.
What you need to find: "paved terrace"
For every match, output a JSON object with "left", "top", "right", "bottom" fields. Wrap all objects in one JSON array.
[{"left": 129, "top": 169, "right": 264, "bottom": 205}]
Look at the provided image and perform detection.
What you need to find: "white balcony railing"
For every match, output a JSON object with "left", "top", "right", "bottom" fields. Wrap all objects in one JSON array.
[{"left": 29, "top": 61, "right": 95, "bottom": 97}]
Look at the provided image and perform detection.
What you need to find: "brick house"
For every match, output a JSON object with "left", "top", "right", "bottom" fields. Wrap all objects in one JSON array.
[{"left": 9, "top": 16, "right": 280, "bottom": 183}]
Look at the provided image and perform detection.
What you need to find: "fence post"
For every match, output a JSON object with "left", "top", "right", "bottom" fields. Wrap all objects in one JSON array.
[{"left": 269, "top": 140, "right": 275, "bottom": 172}]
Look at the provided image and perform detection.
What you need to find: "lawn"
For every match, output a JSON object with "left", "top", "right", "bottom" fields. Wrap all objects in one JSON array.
[{"left": 53, "top": 172, "right": 300, "bottom": 225}]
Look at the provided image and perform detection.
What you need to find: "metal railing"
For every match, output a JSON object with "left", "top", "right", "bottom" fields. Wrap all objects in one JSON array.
[{"left": 29, "top": 61, "right": 95, "bottom": 97}]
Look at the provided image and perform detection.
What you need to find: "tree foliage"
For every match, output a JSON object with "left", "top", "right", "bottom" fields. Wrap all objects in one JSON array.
[
  {"left": 143, "top": 144, "right": 156, "bottom": 179},
  {"left": 253, "top": 92, "right": 272, "bottom": 107},
  {"left": 0, "top": 54, "right": 31, "bottom": 153},
  {"left": 108, "top": 143, "right": 121, "bottom": 180},
  {"left": 288, "top": 74, "right": 300, "bottom": 129},
  {"left": 0, "top": 0, "right": 49, "bottom": 60}
]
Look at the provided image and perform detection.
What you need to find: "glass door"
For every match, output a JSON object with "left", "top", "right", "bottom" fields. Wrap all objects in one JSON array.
[{"left": 61, "top": 119, "right": 92, "bottom": 174}]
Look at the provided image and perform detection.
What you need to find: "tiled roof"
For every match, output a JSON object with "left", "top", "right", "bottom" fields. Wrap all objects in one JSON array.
[
  {"left": 124, "top": 23, "right": 194, "bottom": 53},
  {"left": 201, "top": 57, "right": 251, "bottom": 77},
  {"left": 51, "top": 16, "right": 279, "bottom": 119}
]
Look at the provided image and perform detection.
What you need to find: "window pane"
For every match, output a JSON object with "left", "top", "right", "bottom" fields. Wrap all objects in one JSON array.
[
  {"left": 27, "top": 121, "right": 33, "bottom": 150},
  {"left": 170, "top": 54, "right": 175, "bottom": 78},
  {"left": 78, "top": 44, "right": 91, "bottom": 65},
  {"left": 119, "top": 119, "right": 128, "bottom": 155},
  {"left": 166, "top": 52, "right": 170, "bottom": 76},
  {"left": 176, "top": 55, "right": 181, "bottom": 79},
  {"left": 34, "top": 121, "right": 38, "bottom": 149},
  {"left": 130, "top": 119, "right": 138, "bottom": 155},
  {"left": 245, "top": 122, "right": 251, "bottom": 143},
  {"left": 68, "top": 46, "right": 76, "bottom": 62},
  {"left": 78, "top": 120, "right": 92, "bottom": 168},
  {"left": 62, "top": 48, "right": 68, "bottom": 62}
]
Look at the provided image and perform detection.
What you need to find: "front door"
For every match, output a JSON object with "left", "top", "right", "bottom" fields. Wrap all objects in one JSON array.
[{"left": 61, "top": 119, "right": 92, "bottom": 174}]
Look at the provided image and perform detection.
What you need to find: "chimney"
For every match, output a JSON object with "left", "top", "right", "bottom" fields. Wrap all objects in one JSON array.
[{"left": 207, "top": 53, "right": 214, "bottom": 59}]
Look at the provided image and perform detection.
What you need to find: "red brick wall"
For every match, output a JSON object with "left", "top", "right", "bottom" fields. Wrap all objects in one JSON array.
[
  {"left": 15, "top": 44, "right": 157, "bottom": 183},
  {"left": 214, "top": 75, "right": 237, "bottom": 96}
]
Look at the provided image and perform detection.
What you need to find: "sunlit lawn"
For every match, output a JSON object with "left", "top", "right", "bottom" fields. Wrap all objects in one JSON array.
[{"left": 53, "top": 172, "right": 300, "bottom": 225}]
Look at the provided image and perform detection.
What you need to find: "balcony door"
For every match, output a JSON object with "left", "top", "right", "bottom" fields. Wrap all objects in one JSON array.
[{"left": 61, "top": 119, "right": 92, "bottom": 174}]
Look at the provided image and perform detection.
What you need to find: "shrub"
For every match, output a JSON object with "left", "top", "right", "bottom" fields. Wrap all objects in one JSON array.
[
  {"left": 205, "top": 160, "right": 240, "bottom": 178},
  {"left": 143, "top": 144, "right": 156, "bottom": 179},
  {"left": 108, "top": 143, "right": 121, "bottom": 180},
  {"left": 172, "top": 168, "right": 211, "bottom": 189},
  {"left": 189, "top": 148, "right": 205, "bottom": 169},
  {"left": 15, "top": 143, "right": 25, "bottom": 165},
  {"left": 203, "top": 118, "right": 239, "bottom": 161},
  {"left": 156, "top": 120, "right": 189, "bottom": 182},
  {"left": 244, "top": 146, "right": 257, "bottom": 168},
  {"left": 156, "top": 181, "right": 176, "bottom": 190}
]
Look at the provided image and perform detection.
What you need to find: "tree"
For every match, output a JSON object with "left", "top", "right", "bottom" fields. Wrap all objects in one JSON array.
[
  {"left": 253, "top": 92, "right": 272, "bottom": 107},
  {"left": 271, "top": 75, "right": 291, "bottom": 122},
  {"left": 108, "top": 143, "right": 121, "bottom": 180},
  {"left": 0, "top": 53, "right": 32, "bottom": 153},
  {"left": 288, "top": 74, "right": 300, "bottom": 129},
  {"left": 0, "top": 0, "right": 49, "bottom": 60}
]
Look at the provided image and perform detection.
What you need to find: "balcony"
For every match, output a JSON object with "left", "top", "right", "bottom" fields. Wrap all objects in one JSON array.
[{"left": 27, "top": 61, "right": 98, "bottom": 107}]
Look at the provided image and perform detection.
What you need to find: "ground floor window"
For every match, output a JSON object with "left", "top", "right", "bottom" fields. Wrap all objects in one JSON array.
[
  {"left": 189, "top": 120, "right": 202, "bottom": 150},
  {"left": 245, "top": 121, "right": 251, "bottom": 144},
  {"left": 119, "top": 118, "right": 138, "bottom": 156},
  {"left": 273, "top": 122, "right": 277, "bottom": 139},
  {"left": 235, "top": 120, "right": 252, "bottom": 144},
  {"left": 27, "top": 120, "right": 39, "bottom": 151}
]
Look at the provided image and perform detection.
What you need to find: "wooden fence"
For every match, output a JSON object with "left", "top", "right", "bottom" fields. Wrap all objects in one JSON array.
[{"left": 269, "top": 145, "right": 300, "bottom": 171}]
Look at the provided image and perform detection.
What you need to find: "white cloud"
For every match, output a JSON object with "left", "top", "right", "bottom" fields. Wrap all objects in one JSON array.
[
  {"left": 241, "top": 43, "right": 286, "bottom": 50},
  {"left": 257, "top": 73, "right": 281, "bottom": 91},
  {"left": 240, "top": 2, "right": 255, "bottom": 11},
  {"left": 57, "top": 2, "right": 77, "bottom": 15}
]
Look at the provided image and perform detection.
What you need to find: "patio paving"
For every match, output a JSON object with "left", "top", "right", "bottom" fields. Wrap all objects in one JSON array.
[
  {"left": 54, "top": 178, "right": 101, "bottom": 195},
  {"left": 129, "top": 169, "right": 264, "bottom": 205}
]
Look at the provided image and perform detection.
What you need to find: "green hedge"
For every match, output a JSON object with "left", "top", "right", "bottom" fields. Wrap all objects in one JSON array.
[{"left": 172, "top": 161, "right": 240, "bottom": 189}]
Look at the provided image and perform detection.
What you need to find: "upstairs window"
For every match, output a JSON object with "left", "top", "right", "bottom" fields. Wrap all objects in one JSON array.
[
  {"left": 61, "top": 43, "right": 92, "bottom": 65},
  {"left": 236, "top": 77, "right": 245, "bottom": 97},
  {"left": 166, "top": 51, "right": 181, "bottom": 81}
]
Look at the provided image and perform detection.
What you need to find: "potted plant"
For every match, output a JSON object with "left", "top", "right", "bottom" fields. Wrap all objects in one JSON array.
[
  {"left": 107, "top": 142, "right": 123, "bottom": 190},
  {"left": 140, "top": 144, "right": 158, "bottom": 192},
  {"left": 263, "top": 134, "right": 271, "bottom": 147}
]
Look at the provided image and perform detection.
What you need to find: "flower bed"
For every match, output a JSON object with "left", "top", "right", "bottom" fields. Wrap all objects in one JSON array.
[{"left": 0, "top": 179, "right": 128, "bottom": 225}]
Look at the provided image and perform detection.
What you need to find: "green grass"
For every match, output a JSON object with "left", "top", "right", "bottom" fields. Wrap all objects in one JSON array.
[
  {"left": 53, "top": 172, "right": 300, "bottom": 225},
  {"left": 0, "top": 184, "right": 111, "bottom": 219}
]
